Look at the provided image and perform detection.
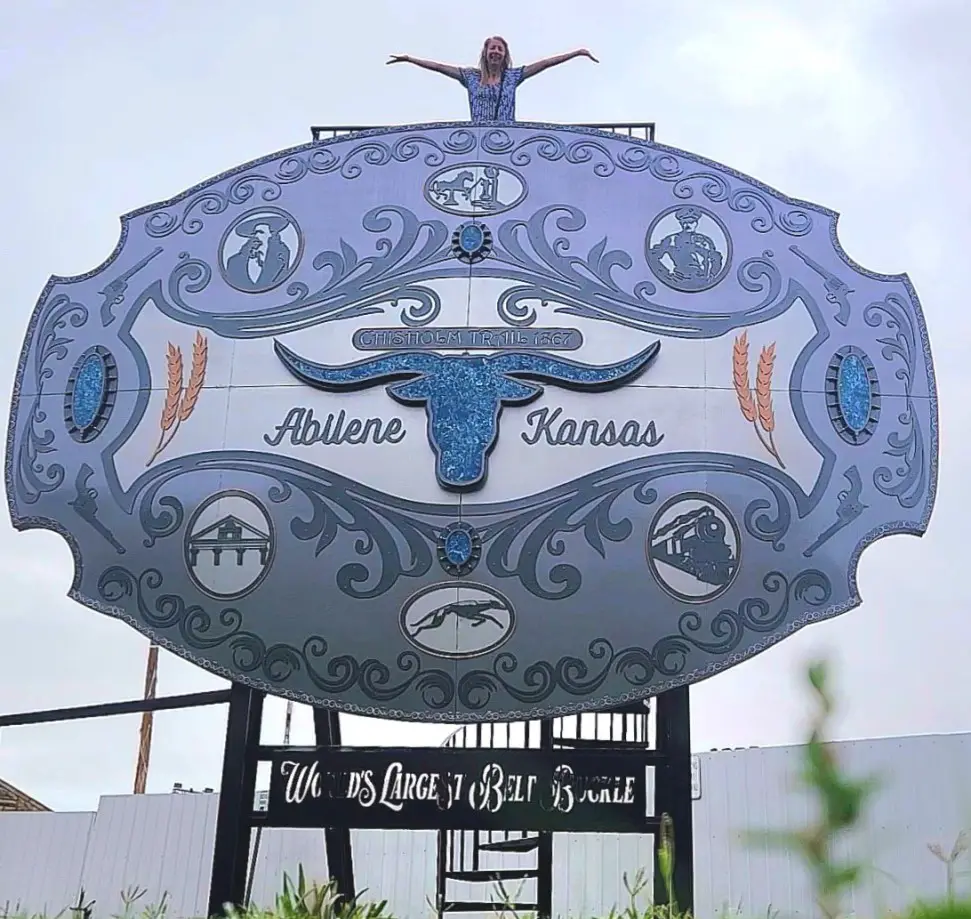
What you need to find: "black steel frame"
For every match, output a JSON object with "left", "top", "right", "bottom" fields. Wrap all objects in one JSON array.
[
  {"left": 0, "top": 684, "right": 355, "bottom": 919},
  {"left": 309, "top": 122, "right": 656, "bottom": 142},
  {"left": 5, "top": 118, "right": 690, "bottom": 919},
  {"left": 0, "top": 680, "right": 691, "bottom": 917},
  {"left": 206, "top": 686, "right": 356, "bottom": 917},
  {"left": 0, "top": 689, "right": 233, "bottom": 728},
  {"left": 433, "top": 690, "right": 692, "bottom": 918}
]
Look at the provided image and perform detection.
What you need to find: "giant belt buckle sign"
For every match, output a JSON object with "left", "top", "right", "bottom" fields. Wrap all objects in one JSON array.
[{"left": 6, "top": 124, "right": 938, "bottom": 720}]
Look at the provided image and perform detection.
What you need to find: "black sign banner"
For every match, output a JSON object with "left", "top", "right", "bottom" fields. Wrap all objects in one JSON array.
[{"left": 264, "top": 746, "right": 654, "bottom": 833}]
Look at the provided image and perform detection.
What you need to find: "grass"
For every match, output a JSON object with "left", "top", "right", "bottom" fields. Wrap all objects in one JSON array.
[{"left": 2, "top": 659, "right": 971, "bottom": 919}]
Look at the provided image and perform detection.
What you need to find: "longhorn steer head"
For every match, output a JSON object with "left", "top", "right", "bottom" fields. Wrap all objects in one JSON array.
[{"left": 274, "top": 339, "right": 661, "bottom": 490}]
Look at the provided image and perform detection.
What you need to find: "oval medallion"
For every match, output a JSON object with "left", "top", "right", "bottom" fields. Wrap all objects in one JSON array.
[
  {"left": 825, "top": 346, "right": 880, "bottom": 445},
  {"left": 185, "top": 491, "right": 275, "bottom": 600},
  {"left": 459, "top": 223, "right": 484, "bottom": 254},
  {"left": 424, "top": 162, "right": 528, "bottom": 216},
  {"left": 400, "top": 582, "right": 515, "bottom": 659},
  {"left": 218, "top": 206, "right": 303, "bottom": 294},
  {"left": 451, "top": 220, "right": 492, "bottom": 264},
  {"left": 64, "top": 346, "right": 117, "bottom": 443},
  {"left": 645, "top": 205, "right": 732, "bottom": 293},
  {"left": 646, "top": 492, "right": 741, "bottom": 603},
  {"left": 437, "top": 521, "right": 482, "bottom": 577}
]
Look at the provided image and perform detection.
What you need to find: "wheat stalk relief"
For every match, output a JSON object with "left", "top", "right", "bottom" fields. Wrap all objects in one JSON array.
[
  {"left": 733, "top": 331, "right": 785, "bottom": 470},
  {"left": 146, "top": 331, "right": 208, "bottom": 467}
]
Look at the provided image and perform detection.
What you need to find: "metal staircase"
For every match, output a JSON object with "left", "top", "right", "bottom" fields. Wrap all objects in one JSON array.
[{"left": 435, "top": 703, "right": 653, "bottom": 919}]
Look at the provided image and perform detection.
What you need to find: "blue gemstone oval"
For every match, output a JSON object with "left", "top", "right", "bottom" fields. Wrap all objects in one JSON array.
[
  {"left": 459, "top": 224, "right": 484, "bottom": 254},
  {"left": 444, "top": 529, "right": 473, "bottom": 565},
  {"left": 837, "top": 353, "right": 871, "bottom": 434},
  {"left": 72, "top": 352, "right": 108, "bottom": 431}
]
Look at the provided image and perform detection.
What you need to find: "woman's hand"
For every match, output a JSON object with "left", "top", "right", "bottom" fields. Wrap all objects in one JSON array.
[
  {"left": 386, "top": 54, "right": 410, "bottom": 64},
  {"left": 577, "top": 49, "right": 599, "bottom": 63}
]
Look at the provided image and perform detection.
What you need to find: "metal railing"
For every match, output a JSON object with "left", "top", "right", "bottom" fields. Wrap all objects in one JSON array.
[{"left": 309, "top": 121, "right": 655, "bottom": 142}]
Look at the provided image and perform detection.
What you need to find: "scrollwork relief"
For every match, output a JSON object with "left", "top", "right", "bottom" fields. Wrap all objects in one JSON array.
[
  {"left": 141, "top": 127, "right": 811, "bottom": 257},
  {"left": 143, "top": 203, "right": 801, "bottom": 341},
  {"left": 144, "top": 130, "right": 479, "bottom": 239},
  {"left": 14, "top": 294, "right": 89, "bottom": 505},
  {"left": 478, "top": 130, "right": 812, "bottom": 236},
  {"left": 490, "top": 206, "right": 787, "bottom": 339},
  {"left": 456, "top": 568, "right": 831, "bottom": 710},
  {"left": 135, "top": 467, "right": 186, "bottom": 549},
  {"left": 129, "top": 454, "right": 441, "bottom": 599},
  {"left": 145, "top": 206, "right": 453, "bottom": 338},
  {"left": 489, "top": 206, "right": 796, "bottom": 338},
  {"left": 472, "top": 452, "right": 802, "bottom": 600},
  {"left": 126, "top": 451, "right": 806, "bottom": 603},
  {"left": 145, "top": 173, "right": 284, "bottom": 238},
  {"left": 96, "top": 565, "right": 456, "bottom": 710},
  {"left": 480, "top": 130, "right": 679, "bottom": 179},
  {"left": 96, "top": 563, "right": 829, "bottom": 712},
  {"left": 864, "top": 294, "right": 927, "bottom": 509}
]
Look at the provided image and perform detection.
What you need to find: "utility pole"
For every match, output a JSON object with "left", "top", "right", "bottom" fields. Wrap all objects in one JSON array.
[
  {"left": 283, "top": 699, "right": 294, "bottom": 745},
  {"left": 133, "top": 643, "right": 159, "bottom": 794}
]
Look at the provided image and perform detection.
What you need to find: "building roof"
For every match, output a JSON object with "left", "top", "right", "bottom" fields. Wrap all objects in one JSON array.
[{"left": 0, "top": 777, "right": 49, "bottom": 812}]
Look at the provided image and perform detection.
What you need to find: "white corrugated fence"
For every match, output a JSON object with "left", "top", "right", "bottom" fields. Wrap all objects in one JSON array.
[{"left": 2, "top": 732, "right": 971, "bottom": 918}]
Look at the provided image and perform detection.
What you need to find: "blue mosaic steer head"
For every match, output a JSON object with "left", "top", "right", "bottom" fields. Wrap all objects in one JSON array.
[{"left": 274, "top": 340, "right": 662, "bottom": 490}]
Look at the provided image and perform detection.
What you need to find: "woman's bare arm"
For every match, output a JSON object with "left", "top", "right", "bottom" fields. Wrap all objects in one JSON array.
[
  {"left": 522, "top": 49, "right": 598, "bottom": 80},
  {"left": 386, "top": 55, "right": 463, "bottom": 81}
]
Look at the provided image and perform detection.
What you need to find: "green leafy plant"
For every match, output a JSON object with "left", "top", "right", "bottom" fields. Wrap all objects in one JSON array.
[
  {"left": 223, "top": 865, "right": 389, "bottom": 919},
  {"left": 69, "top": 889, "right": 95, "bottom": 919},
  {"left": 929, "top": 833, "right": 970, "bottom": 903},
  {"left": 656, "top": 813, "right": 678, "bottom": 917},
  {"left": 115, "top": 885, "right": 170, "bottom": 919},
  {"left": 592, "top": 857, "right": 695, "bottom": 919},
  {"left": 489, "top": 874, "right": 533, "bottom": 919},
  {"left": 902, "top": 901, "right": 971, "bottom": 919},
  {"left": 747, "top": 659, "right": 880, "bottom": 919}
]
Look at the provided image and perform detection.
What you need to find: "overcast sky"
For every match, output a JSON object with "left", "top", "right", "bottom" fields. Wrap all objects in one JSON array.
[{"left": 0, "top": 0, "right": 965, "bottom": 812}]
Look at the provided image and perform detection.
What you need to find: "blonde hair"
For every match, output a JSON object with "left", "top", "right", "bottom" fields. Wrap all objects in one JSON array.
[{"left": 478, "top": 36, "right": 512, "bottom": 75}]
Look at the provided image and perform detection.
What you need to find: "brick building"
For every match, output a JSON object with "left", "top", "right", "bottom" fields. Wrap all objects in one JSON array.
[{"left": 0, "top": 777, "right": 48, "bottom": 812}]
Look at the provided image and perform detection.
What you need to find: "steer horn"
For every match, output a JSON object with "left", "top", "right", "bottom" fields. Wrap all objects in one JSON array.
[
  {"left": 274, "top": 340, "right": 442, "bottom": 390},
  {"left": 489, "top": 341, "right": 661, "bottom": 389}
]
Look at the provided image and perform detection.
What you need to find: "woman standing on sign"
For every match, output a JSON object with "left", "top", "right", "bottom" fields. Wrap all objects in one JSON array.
[{"left": 387, "top": 37, "right": 598, "bottom": 123}]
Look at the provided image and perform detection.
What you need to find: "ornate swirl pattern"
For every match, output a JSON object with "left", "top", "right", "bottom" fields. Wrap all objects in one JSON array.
[
  {"left": 480, "top": 130, "right": 679, "bottom": 180},
  {"left": 489, "top": 205, "right": 789, "bottom": 338},
  {"left": 265, "top": 467, "right": 440, "bottom": 600},
  {"left": 146, "top": 203, "right": 797, "bottom": 342},
  {"left": 14, "top": 294, "right": 89, "bottom": 505},
  {"left": 129, "top": 452, "right": 804, "bottom": 602},
  {"left": 141, "top": 127, "right": 811, "bottom": 251},
  {"left": 96, "top": 564, "right": 828, "bottom": 711},
  {"left": 471, "top": 453, "right": 801, "bottom": 599},
  {"left": 96, "top": 565, "right": 457, "bottom": 710},
  {"left": 455, "top": 569, "right": 830, "bottom": 710},
  {"left": 135, "top": 467, "right": 186, "bottom": 548},
  {"left": 150, "top": 206, "right": 453, "bottom": 338},
  {"left": 99, "top": 566, "right": 254, "bottom": 650},
  {"left": 145, "top": 174, "right": 284, "bottom": 238},
  {"left": 864, "top": 294, "right": 927, "bottom": 509},
  {"left": 144, "top": 131, "right": 479, "bottom": 239},
  {"left": 131, "top": 454, "right": 441, "bottom": 600},
  {"left": 668, "top": 172, "right": 813, "bottom": 236},
  {"left": 478, "top": 130, "right": 811, "bottom": 235}
]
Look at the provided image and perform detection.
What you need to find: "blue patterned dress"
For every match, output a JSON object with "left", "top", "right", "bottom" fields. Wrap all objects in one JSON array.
[{"left": 459, "top": 67, "right": 526, "bottom": 122}]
